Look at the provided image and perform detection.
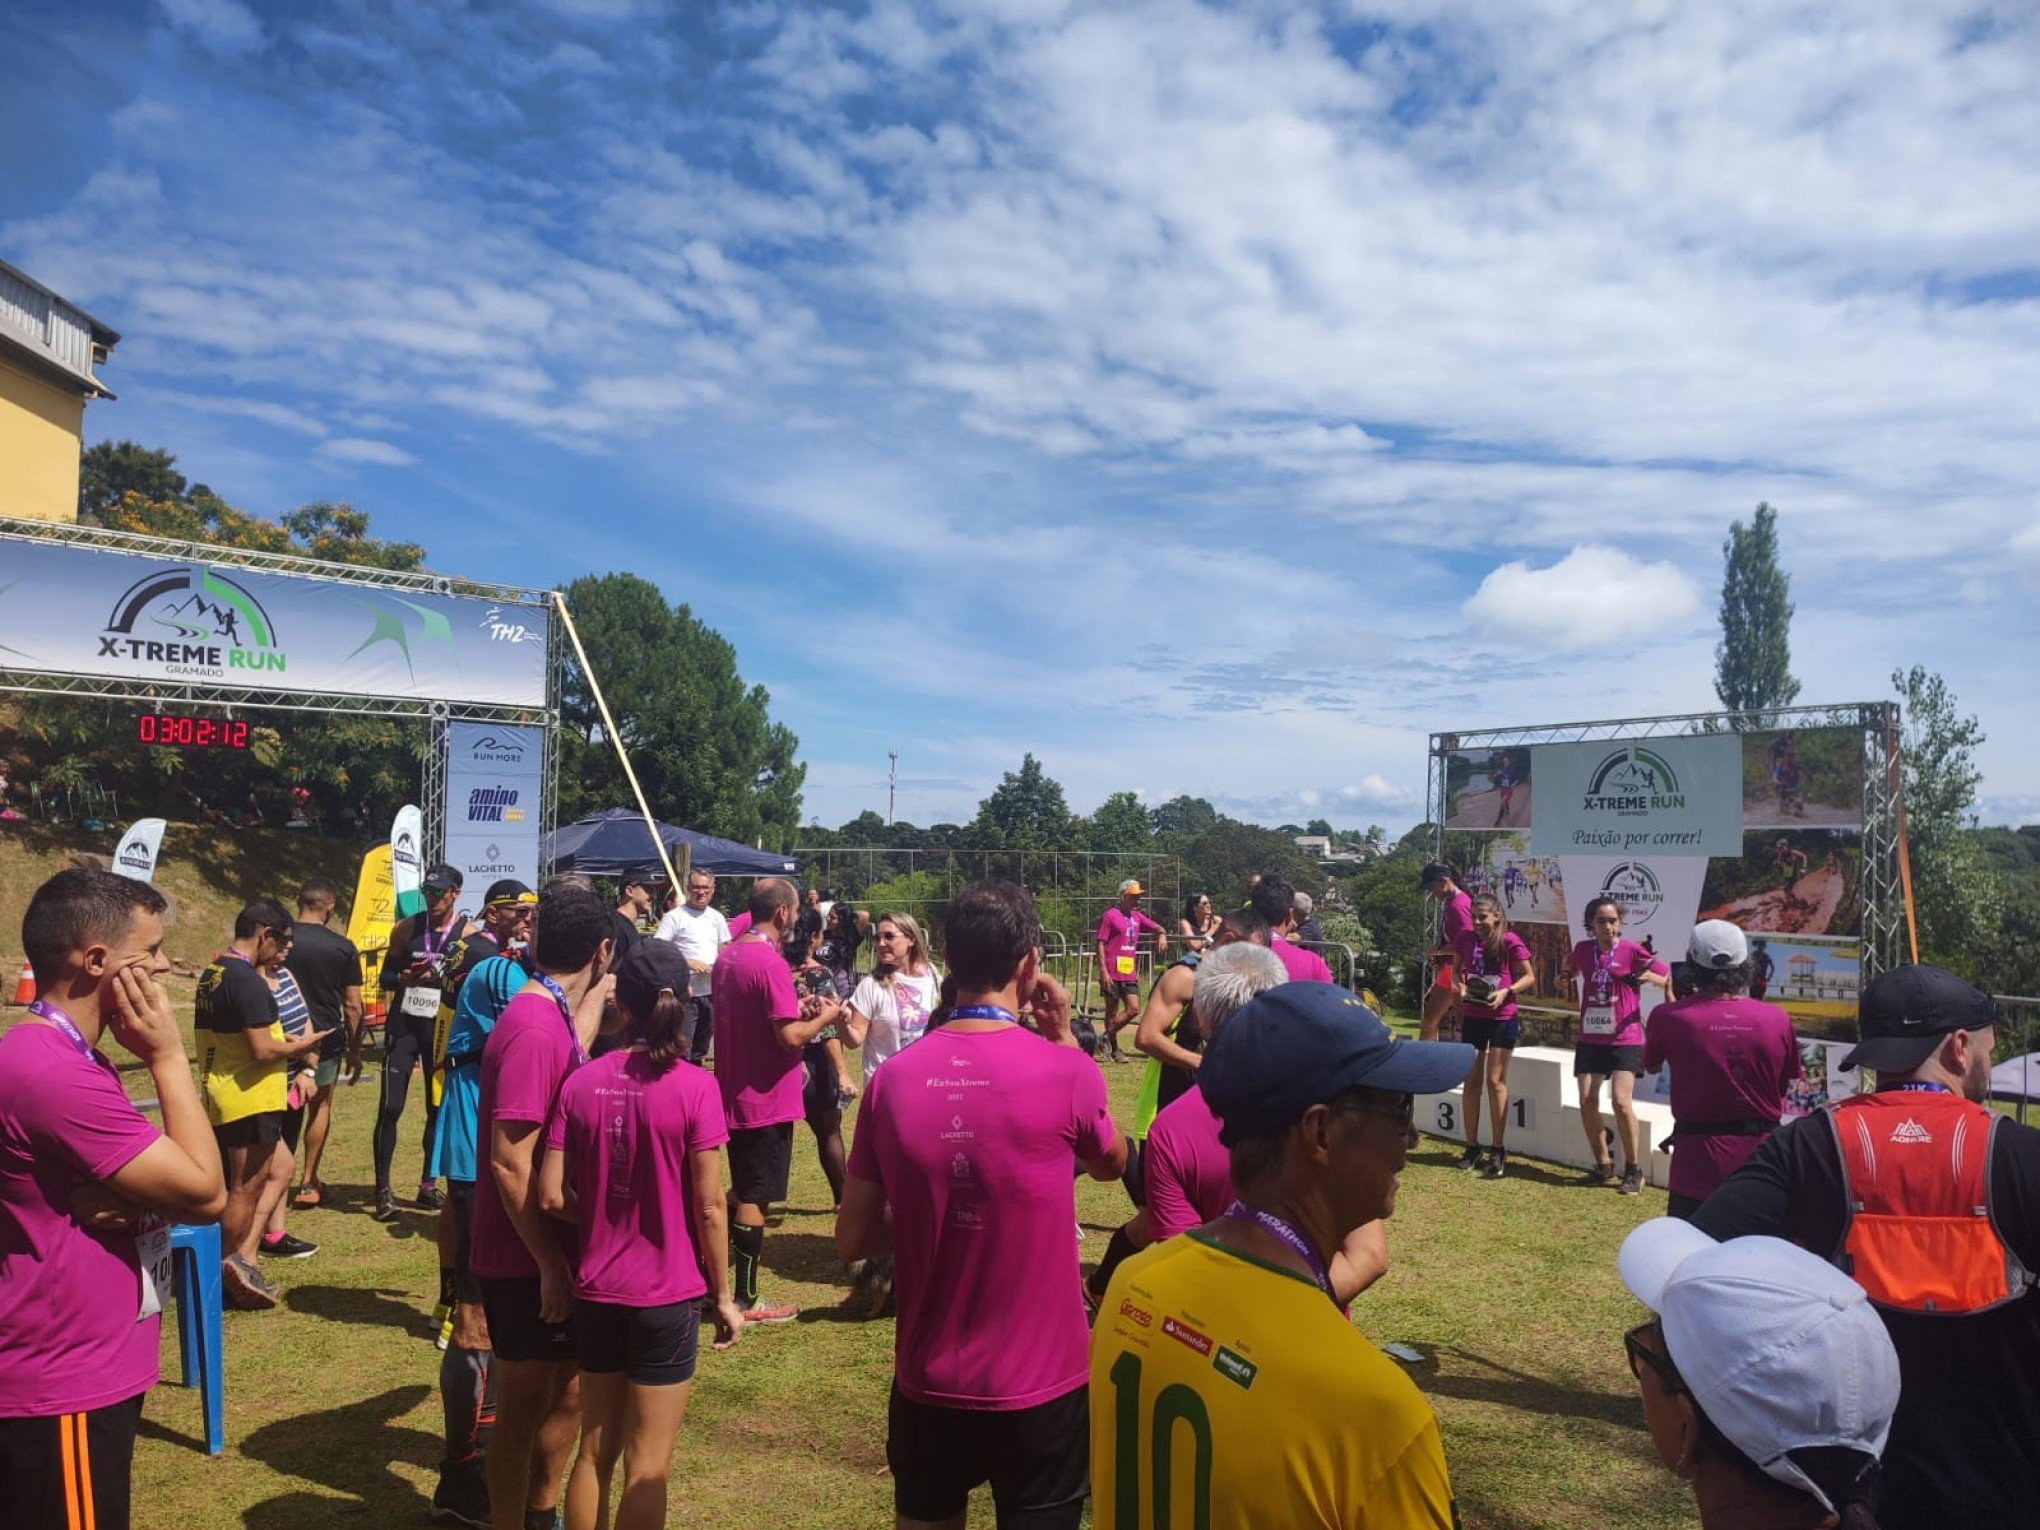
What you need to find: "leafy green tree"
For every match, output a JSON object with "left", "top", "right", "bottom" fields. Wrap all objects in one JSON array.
[
  {"left": 1893, "top": 666, "right": 2000, "bottom": 976},
  {"left": 1171, "top": 819, "right": 1325, "bottom": 907},
  {"left": 1149, "top": 794, "right": 1218, "bottom": 837},
  {"left": 558, "top": 573, "right": 804, "bottom": 848},
  {"left": 1715, "top": 502, "right": 1800, "bottom": 724},
  {"left": 78, "top": 440, "right": 188, "bottom": 521},
  {"left": 971, "top": 754, "right": 1075, "bottom": 850},
  {"left": 1085, "top": 790, "right": 1153, "bottom": 853}
]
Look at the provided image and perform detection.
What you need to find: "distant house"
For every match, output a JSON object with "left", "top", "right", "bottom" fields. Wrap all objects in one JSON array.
[
  {"left": 1292, "top": 834, "right": 1374, "bottom": 866},
  {"left": 0, "top": 259, "right": 118, "bottom": 524}
]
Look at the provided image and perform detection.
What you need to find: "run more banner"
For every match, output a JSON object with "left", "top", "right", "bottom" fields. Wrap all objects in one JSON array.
[
  {"left": 1529, "top": 735, "right": 1741, "bottom": 857},
  {"left": 443, "top": 722, "right": 544, "bottom": 895},
  {"left": 0, "top": 539, "right": 546, "bottom": 707}
]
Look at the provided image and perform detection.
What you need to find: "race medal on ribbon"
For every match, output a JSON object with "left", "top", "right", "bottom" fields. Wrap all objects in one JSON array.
[{"left": 135, "top": 1214, "right": 171, "bottom": 1321}]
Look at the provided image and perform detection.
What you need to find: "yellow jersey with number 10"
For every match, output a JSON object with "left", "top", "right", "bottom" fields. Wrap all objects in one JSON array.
[{"left": 1090, "top": 1232, "right": 1460, "bottom": 1530}]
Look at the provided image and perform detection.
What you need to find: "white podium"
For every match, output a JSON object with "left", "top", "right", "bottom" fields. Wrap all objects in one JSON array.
[{"left": 1414, "top": 1045, "right": 1675, "bottom": 1186}]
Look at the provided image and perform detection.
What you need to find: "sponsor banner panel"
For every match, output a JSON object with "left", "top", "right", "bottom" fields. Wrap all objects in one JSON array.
[
  {"left": 1530, "top": 735, "right": 1741, "bottom": 857},
  {"left": 347, "top": 844, "right": 397, "bottom": 992},
  {"left": 1555, "top": 854, "right": 1710, "bottom": 974},
  {"left": 445, "top": 722, "right": 543, "bottom": 894},
  {"left": 0, "top": 539, "right": 545, "bottom": 706},
  {"left": 113, "top": 817, "right": 166, "bottom": 883},
  {"left": 391, "top": 805, "right": 425, "bottom": 918},
  {"left": 1441, "top": 747, "right": 1532, "bottom": 832},
  {"left": 1741, "top": 726, "right": 1864, "bottom": 831}
]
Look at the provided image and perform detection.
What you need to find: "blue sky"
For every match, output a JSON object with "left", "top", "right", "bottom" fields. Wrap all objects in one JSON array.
[{"left": 5, "top": 0, "right": 2038, "bottom": 834}]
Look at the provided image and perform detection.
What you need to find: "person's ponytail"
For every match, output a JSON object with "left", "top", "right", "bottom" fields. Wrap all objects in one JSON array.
[{"left": 634, "top": 989, "right": 690, "bottom": 1071}]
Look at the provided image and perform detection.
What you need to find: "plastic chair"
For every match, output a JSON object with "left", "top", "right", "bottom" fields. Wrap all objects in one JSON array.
[{"left": 166, "top": 1222, "right": 225, "bottom": 1455}]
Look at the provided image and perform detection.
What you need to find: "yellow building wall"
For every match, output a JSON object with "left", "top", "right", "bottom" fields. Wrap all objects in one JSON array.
[{"left": 0, "top": 355, "right": 85, "bottom": 525}]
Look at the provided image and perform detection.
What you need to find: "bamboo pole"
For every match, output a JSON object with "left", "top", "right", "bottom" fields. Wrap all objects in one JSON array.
[{"left": 552, "top": 592, "right": 688, "bottom": 893}]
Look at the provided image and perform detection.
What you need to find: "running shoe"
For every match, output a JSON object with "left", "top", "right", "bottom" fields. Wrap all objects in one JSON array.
[
  {"left": 1483, "top": 1150, "right": 1508, "bottom": 1180},
  {"left": 430, "top": 1459, "right": 490, "bottom": 1528},
  {"left": 372, "top": 1186, "right": 398, "bottom": 1222},
  {"left": 223, "top": 1253, "right": 281, "bottom": 1311},
  {"left": 292, "top": 1181, "right": 323, "bottom": 1209},
  {"left": 1582, "top": 1161, "right": 1616, "bottom": 1187},
  {"left": 261, "top": 1231, "right": 320, "bottom": 1259},
  {"left": 1457, "top": 1147, "right": 1483, "bottom": 1172},
  {"left": 416, "top": 1181, "right": 447, "bottom": 1212},
  {"left": 1619, "top": 1166, "right": 1644, "bottom": 1196},
  {"left": 739, "top": 1299, "right": 801, "bottom": 1325}
]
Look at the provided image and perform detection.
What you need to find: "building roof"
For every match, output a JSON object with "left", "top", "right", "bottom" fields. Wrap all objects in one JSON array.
[{"left": 0, "top": 258, "right": 118, "bottom": 399}]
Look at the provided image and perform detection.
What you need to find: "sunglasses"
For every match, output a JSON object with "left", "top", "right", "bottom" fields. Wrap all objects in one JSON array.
[
  {"left": 1623, "top": 1321, "right": 1684, "bottom": 1395},
  {"left": 1341, "top": 1093, "right": 1416, "bottom": 1131}
]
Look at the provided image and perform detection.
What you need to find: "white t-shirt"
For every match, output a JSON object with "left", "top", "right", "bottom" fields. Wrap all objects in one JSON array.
[
  {"left": 655, "top": 903, "right": 731, "bottom": 996},
  {"left": 848, "top": 968, "right": 941, "bottom": 1085}
]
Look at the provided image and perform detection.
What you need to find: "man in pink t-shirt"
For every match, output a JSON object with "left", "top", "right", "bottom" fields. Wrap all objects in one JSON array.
[
  {"left": 838, "top": 879, "right": 1127, "bottom": 1529},
  {"left": 473, "top": 882, "right": 613, "bottom": 1530},
  {"left": 1644, "top": 920, "right": 1802, "bottom": 1220},
  {"left": 1096, "top": 879, "right": 1167, "bottom": 1064},
  {"left": 713, "top": 878, "right": 842, "bottom": 1325},
  {"left": 0, "top": 869, "right": 226, "bottom": 1529},
  {"left": 1250, "top": 874, "right": 1336, "bottom": 985}
]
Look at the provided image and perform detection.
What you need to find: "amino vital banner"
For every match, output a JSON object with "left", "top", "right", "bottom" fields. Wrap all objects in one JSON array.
[
  {"left": 112, "top": 818, "right": 166, "bottom": 883},
  {"left": 391, "top": 805, "right": 425, "bottom": 918},
  {"left": 1530, "top": 735, "right": 1741, "bottom": 857},
  {"left": 443, "top": 722, "right": 544, "bottom": 895},
  {"left": 0, "top": 540, "right": 545, "bottom": 707}
]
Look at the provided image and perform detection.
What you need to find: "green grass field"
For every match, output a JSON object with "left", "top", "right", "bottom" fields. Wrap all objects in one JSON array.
[{"left": 78, "top": 1006, "right": 1699, "bottom": 1530}]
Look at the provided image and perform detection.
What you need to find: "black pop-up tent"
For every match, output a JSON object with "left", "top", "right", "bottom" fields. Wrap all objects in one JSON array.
[{"left": 544, "top": 808, "right": 799, "bottom": 879}]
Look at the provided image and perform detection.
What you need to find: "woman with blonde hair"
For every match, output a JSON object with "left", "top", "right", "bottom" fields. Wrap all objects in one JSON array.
[{"left": 839, "top": 912, "right": 940, "bottom": 1088}]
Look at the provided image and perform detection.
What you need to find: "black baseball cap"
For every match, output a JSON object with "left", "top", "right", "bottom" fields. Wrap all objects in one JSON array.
[
  {"left": 1839, "top": 964, "right": 1997, "bottom": 1073},
  {"left": 614, "top": 939, "right": 688, "bottom": 1022},
  {"left": 618, "top": 865, "right": 660, "bottom": 891},
  {"left": 483, "top": 879, "right": 536, "bottom": 907},
  {"left": 1419, "top": 862, "right": 1456, "bottom": 889},
  {"left": 1199, "top": 982, "right": 1475, "bottom": 1145},
  {"left": 422, "top": 863, "right": 463, "bottom": 894}
]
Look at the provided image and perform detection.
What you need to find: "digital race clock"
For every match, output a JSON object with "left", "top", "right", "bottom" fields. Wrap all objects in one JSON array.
[{"left": 136, "top": 713, "right": 252, "bottom": 750}]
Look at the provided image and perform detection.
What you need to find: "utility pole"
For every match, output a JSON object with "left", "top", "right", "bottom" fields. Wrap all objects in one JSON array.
[{"left": 888, "top": 751, "right": 898, "bottom": 825}]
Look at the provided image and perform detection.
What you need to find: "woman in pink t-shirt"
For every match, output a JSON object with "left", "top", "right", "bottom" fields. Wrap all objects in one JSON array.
[
  {"left": 1450, "top": 894, "right": 1534, "bottom": 1179},
  {"left": 539, "top": 940, "right": 742, "bottom": 1530},
  {"left": 1568, "top": 897, "right": 1670, "bottom": 1196}
]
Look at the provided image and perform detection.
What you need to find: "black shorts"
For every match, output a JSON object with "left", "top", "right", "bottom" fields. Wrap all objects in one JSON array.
[
  {"left": 281, "top": 1104, "right": 305, "bottom": 1154},
  {"left": 802, "top": 1044, "right": 847, "bottom": 1121},
  {"left": 0, "top": 1394, "right": 143, "bottom": 1530},
  {"left": 728, "top": 1123, "right": 795, "bottom": 1207},
  {"left": 888, "top": 1383, "right": 1087, "bottom": 1527},
  {"left": 479, "top": 1275, "right": 576, "bottom": 1364},
  {"left": 1105, "top": 979, "right": 1139, "bottom": 1000},
  {"left": 214, "top": 1111, "right": 286, "bottom": 1149},
  {"left": 1459, "top": 1017, "right": 1521, "bottom": 1052},
  {"left": 1574, "top": 1042, "right": 1646, "bottom": 1078},
  {"left": 447, "top": 1180, "right": 483, "bottom": 1305},
  {"left": 576, "top": 1298, "right": 701, "bottom": 1385}
]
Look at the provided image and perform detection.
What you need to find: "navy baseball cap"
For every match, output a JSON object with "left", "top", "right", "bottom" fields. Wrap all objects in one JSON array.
[
  {"left": 1840, "top": 964, "right": 1996, "bottom": 1073},
  {"left": 1199, "top": 982, "right": 1475, "bottom": 1145},
  {"left": 483, "top": 879, "right": 536, "bottom": 907}
]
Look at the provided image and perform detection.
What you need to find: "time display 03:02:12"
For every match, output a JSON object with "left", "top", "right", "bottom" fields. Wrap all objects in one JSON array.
[{"left": 135, "top": 713, "right": 252, "bottom": 750}]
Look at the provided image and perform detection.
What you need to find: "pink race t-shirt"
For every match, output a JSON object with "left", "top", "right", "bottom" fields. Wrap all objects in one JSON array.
[
  {"left": 1144, "top": 1084, "right": 1230, "bottom": 1242},
  {"left": 0, "top": 1023, "right": 163, "bottom": 1416},
  {"left": 1439, "top": 891, "right": 1474, "bottom": 948},
  {"left": 546, "top": 1049, "right": 728, "bottom": 1305},
  {"left": 846, "top": 1025, "right": 1116, "bottom": 1410},
  {"left": 1452, "top": 929, "right": 1531, "bottom": 1020},
  {"left": 1568, "top": 939, "right": 1668, "bottom": 1047},
  {"left": 471, "top": 989, "right": 581, "bottom": 1281},
  {"left": 1097, "top": 907, "right": 1161, "bottom": 984},
  {"left": 1271, "top": 937, "right": 1335, "bottom": 985},
  {"left": 1643, "top": 995, "right": 1802, "bottom": 1201},
  {"left": 711, "top": 936, "right": 802, "bottom": 1130}
]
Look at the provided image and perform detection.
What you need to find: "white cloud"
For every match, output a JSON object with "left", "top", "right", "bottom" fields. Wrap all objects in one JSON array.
[
  {"left": 314, "top": 437, "right": 417, "bottom": 467},
  {"left": 156, "top": 0, "right": 263, "bottom": 56},
  {"left": 1461, "top": 546, "right": 1703, "bottom": 651}
]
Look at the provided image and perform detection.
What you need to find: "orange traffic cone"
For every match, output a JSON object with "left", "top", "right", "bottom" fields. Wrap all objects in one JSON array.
[{"left": 12, "top": 962, "right": 35, "bottom": 1006}]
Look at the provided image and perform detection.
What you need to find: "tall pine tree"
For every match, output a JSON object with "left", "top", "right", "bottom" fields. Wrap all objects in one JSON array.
[{"left": 1714, "top": 502, "right": 1800, "bottom": 726}]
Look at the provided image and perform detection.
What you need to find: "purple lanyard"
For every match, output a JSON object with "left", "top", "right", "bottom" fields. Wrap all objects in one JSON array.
[
  {"left": 950, "top": 1004, "right": 1016, "bottom": 1024},
  {"left": 1878, "top": 1081, "right": 1954, "bottom": 1096},
  {"left": 1590, "top": 943, "right": 1616, "bottom": 1002},
  {"left": 533, "top": 973, "right": 587, "bottom": 1064},
  {"left": 26, "top": 999, "right": 91, "bottom": 1058},
  {"left": 1223, "top": 1200, "right": 1331, "bottom": 1298}
]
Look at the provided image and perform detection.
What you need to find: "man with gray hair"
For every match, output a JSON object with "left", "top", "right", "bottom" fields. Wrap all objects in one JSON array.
[
  {"left": 1293, "top": 890, "right": 1324, "bottom": 946},
  {"left": 1146, "top": 968, "right": 1393, "bottom": 1302}
]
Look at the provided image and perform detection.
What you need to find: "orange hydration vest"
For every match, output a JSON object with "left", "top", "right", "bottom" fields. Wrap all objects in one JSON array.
[{"left": 1828, "top": 1090, "right": 2034, "bottom": 1315}]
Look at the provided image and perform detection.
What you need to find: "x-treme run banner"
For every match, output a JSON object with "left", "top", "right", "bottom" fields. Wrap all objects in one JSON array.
[
  {"left": 1528, "top": 735, "right": 1742, "bottom": 858},
  {"left": 0, "top": 540, "right": 546, "bottom": 707}
]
